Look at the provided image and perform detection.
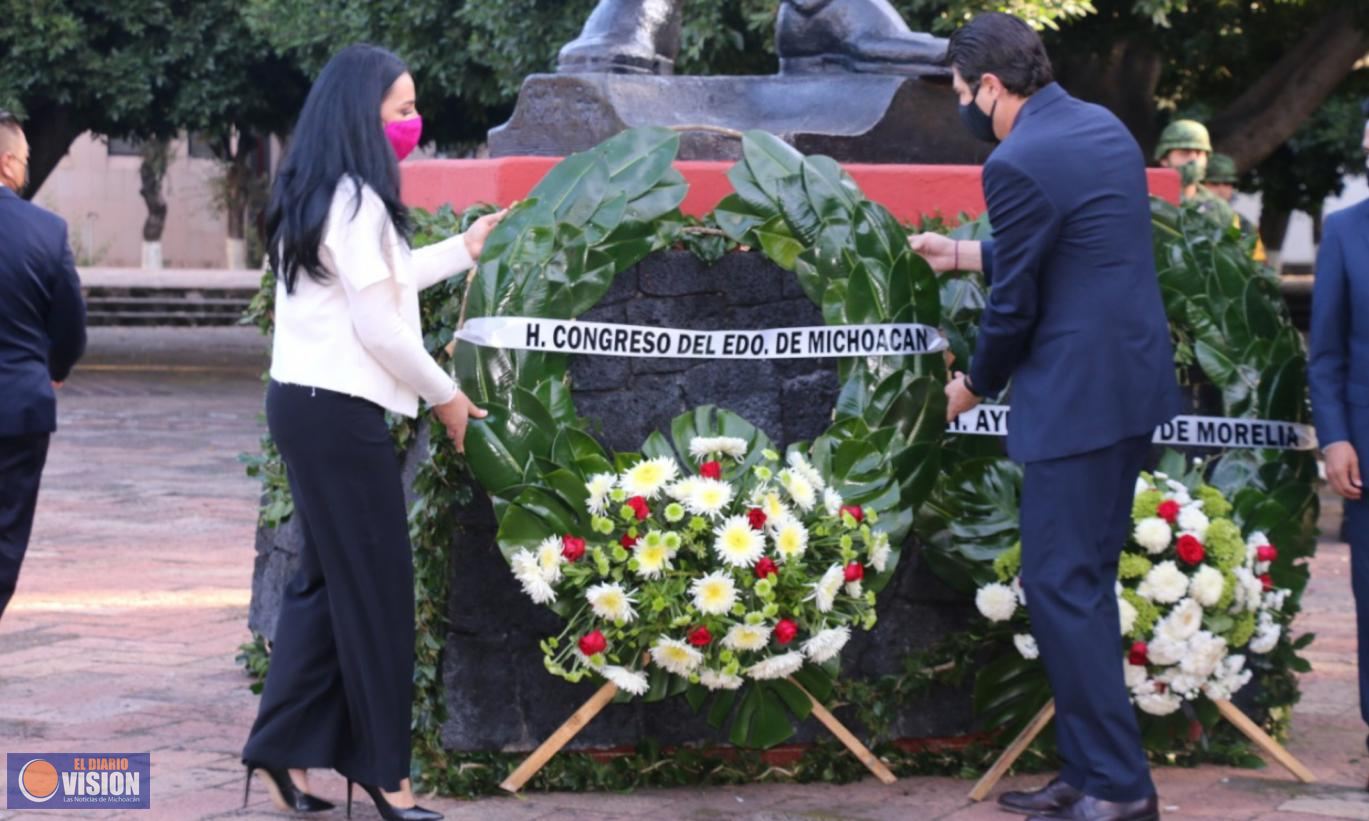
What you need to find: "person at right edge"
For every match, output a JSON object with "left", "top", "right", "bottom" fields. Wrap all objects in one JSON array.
[
  {"left": 911, "top": 12, "right": 1181, "bottom": 821},
  {"left": 1308, "top": 98, "right": 1369, "bottom": 789}
]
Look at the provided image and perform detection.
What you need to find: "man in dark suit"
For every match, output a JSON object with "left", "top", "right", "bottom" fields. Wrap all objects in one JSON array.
[
  {"left": 1308, "top": 100, "right": 1369, "bottom": 770},
  {"left": 911, "top": 13, "right": 1180, "bottom": 821},
  {"left": 0, "top": 110, "right": 87, "bottom": 621}
]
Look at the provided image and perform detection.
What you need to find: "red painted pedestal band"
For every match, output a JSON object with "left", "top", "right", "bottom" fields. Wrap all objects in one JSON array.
[{"left": 403, "top": 157, "right": 1181, "bottom": 223}]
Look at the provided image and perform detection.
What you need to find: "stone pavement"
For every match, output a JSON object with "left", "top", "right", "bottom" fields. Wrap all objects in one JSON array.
[{"left": 2, "top": 326, "right": 1369, "bottom": 820}]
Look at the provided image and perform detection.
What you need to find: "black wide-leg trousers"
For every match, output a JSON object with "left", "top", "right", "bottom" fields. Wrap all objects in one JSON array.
[
  {"left": 0, "top": 433, "right": 51, "bottom": 621},
  {"left": 242, "top": 381, "right": 415, "bottom": 791}
]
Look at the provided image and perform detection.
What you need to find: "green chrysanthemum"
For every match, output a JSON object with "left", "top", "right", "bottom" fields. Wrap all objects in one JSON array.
[
  {"left": 1122, "top": 588, "right": 1160, "bottom": 640},
  {"left": 993, "top": 544, "right": 1022, "bottom": 582},
  {"left": 1132, "top": 489, "right": 1163, "bottom": 523},
  {"left": 1118, "top": 553, "right": 1153, "bottom": 580},
  {"left": 1227, "top": 610, "right": 1257, "bottom": 647},
  {"left": 1205, "top": 519, "right": 1244, "bottom": 570},
  {"left": 1216, "top": 569, "right": 1238, "bottom": 611},
  {"left": 1196, "top": 484, "right": 1233, "bottom": 519}
]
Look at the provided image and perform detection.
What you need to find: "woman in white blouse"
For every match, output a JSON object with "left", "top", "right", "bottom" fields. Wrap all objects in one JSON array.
[{"left": 240, "top": 44, "right": 503, "bottom": 821}]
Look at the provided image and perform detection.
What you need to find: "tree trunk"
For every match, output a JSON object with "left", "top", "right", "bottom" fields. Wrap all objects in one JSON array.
[
  {"left": 1207, "top": 4, "right": 1369, "bottom": 173},
  {"left": 139, "top": 139, "right": 172, "bottom": 243},
  {"left": 1259, "top": 204, "right": 1292, "bottom": 252},
  {"left": 18, "top": 100, "right": 85, "bottom": 199},
  {"left": 1053, "top": 37, "right": 1164, "bottom": 152}
]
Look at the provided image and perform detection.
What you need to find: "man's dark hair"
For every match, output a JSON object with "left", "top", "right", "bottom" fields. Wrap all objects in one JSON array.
[{"left": 947, "top": 12, "right": 1054, "bottom": 96}]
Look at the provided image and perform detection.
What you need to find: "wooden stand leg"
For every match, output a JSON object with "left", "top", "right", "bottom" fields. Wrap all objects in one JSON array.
[
  {"left": 500, "top": 681, "right": 620, "bottom": 793},
  {"left": 788, "top": 677, "right": 897, "bottom": 785},
  {"left": 1213, "top": 698, "right": 1316, "bottom": 784},
  {"left": 969, "top": 699, "right": 1056, "bottom": 802}
]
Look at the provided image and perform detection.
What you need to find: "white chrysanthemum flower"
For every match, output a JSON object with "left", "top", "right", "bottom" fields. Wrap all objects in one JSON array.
[
  {"left": 691, "top": 571, "right": 738, "bottom": 615},
  {"left": 1189, "top": 565, "right": 1225, "bottom": 607},
  {"left": 1178, "top": 506, "right": 1210, "bottom": 538},
  {"left": 687, "top": 477, "right": 735, "bottom": 518},
  {"left": 586, "top": 472, "right": 617, "bottom": 515},
  {"left": 713, "top": 515, "right": 766, "bottom": 568},
  {"left": 722, "top": 623, "right": 772, "bottom": 652},
  {"left": 1123, "top": 662, "right": 1149, "bottom": 692},
  {"left": 975, "top": 582, "right": 1018, "bottom": 622},
  {"left": 667, "top": 476, "right": 704, "bottom": 502},
  {"left": 621, "top": 456, "right": 679, "bottom": 499},
  {"left": 771, "top": 515, "right": 809, "bottom": 560},
  {"left": 778, "top": 469, "right": 817, "bottom": 512},
  {"left": 587, "top": 582, "right": 637, "bottom": 623},
  {"left": 868, "top": 531, "right": 892, "bottom": 573},
  {"left": 823, "top": 487, "right": 843, "bottom": 517},
  {"left": 1231, "top": 568, "right": 1264, "bottom": 614},
  {"left": 746, "top": 651, "right": 806, "bottom": 680},
  {"left": 1263, "top": 589, "right": 1289, "bottom": 612},
  {"left": 1133, "top": 517, "right": 1173, "bottom": 555},
  {"left": 809, "top": 565, "right": 846, "bottom": 613},
  {"left": 845, "top": 580, "right": 863, "bottom": 598},
  {"left": 751, "top": 489, "right": 790, "bottom": 521},
  {"left": 510, "top": 549, "right": 557, "bottom": 604},
  {"left": 1013, "top": 633, "right": 1040, "bottom": 660},
  {"left": 1147, "top": 635, "right": 1187, "bottom": 666},
  {"left": 1249, "top": 614, "right": 1281, "bottom": 654},
  {"left": 803, "top": 626, "right": 852, "bottom": 663},
  {"left": 634, "top": 539, "right": 674, "bottom": 579},
  {"left": 651, "top": 636, "right": 704, "bottom": 676},
  {"left": 1158, "top": 669, "right": 1203, "bottom": 699},
  {"left": 1143, "top": 561, "right": 1189, "bottom": 604},
  {"left": 601, "top": 665, "right": 649, "bottom": 695},
  {"left": 786, "top": 451, "right": 826, "bottom": 492},
  {"left": 536, "top": 537, "right": 565, "bottom": 584},
  {"left": 699, "top": 668, "right": 745, "bottom": 691},
  {"left": 1206, "top": 655, "right": 1251, "bottom": 700},
  {"left": 690, "top": 436, "right": 748, "bottom": 460},
  {"left": 1118, "top": 596, "right": 1138, "bottom": 636},
  {"left": 1180, "top": 630, "right": 1228, "bottom": 679},
  {"left": 1158, "top": 598, "right": 1203, "bottom": 643},
  {"left": 1245, "top": 531, "right": 1269, "bottom": 550},
  {"left": 1135, "top": 690, "right": 1183, "bottom": 716},
  {"left": 1164, "top": 479, "right": 1192, "bottom": 504}
]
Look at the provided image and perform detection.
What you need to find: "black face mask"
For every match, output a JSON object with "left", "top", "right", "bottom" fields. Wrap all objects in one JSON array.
[{"left": 959, "top": 82, "right": 999, "bottom": 144}]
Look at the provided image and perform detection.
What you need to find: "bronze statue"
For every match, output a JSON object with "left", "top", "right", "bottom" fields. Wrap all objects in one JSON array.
[{"left": 557, "top": 0, "right": 948, "bottom": 77}]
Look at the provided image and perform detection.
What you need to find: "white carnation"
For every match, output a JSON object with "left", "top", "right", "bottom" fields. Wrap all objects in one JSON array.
[
  {"left": 1143, "top": 561, "right": 1189, "bottom": 604},
  {"left": 975, "top": 583, "right": 1019, "bottom": 622},
  {"left": 1157, "top": 598, "right": 1203, "bottom": 643},
  {"left": 1013, "top": 633, "right": 1039, "bottom": 660},
  {"left": 1118, "top": 596, "right": 1138, "bottom": 636},
  {"left": 803, "top": 626, "right": 852, "bottom": 663},
  {"left": 1180, "top": 630, "right": 1228, "bottom": 679},
  {"left": 1135, "top": 689, "right": 1183, "bottom": 716},
  {"left": 1147, "top": 635, "right": 1187, "bottom": 666},
  {"left": 1178, "top": 506, "right": 1210, "bottom": 538},
  {"left": 1231, "top": 568, "right": 1264, "bottom": 614},
  {"left": 746, "top": 651, "right": 806, "bottom": 680},
  {"left": 1189, "top": 565, "right": 1225, "bottom": 607},
  {"left": 1123, "top": 662, "right": 1149, "bottom": 692},
  {"left": 1134, "top": 517, "right": 1173, "bottom": 555},
  {"left": 1157, "top": 669, "right": 1203, "bottom": 699},
  {"left": 1249, "top": 614, "right": 1281, "bottom": 654}
]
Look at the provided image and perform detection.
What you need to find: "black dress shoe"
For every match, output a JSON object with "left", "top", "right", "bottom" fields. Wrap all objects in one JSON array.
[
  {"left": 998, "top": 777, "right": 1084, "bottom": 816},
  {"left": 347, "top": 779, "right": 443, "bottom": 821},
  {"left": 1029, "top": 794, "right": 1160, "bottom": 821},
  {"left": 242, "top": 761, "right": 335, "bottom": 813}
]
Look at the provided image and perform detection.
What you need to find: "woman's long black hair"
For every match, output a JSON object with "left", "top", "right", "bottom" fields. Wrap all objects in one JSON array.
[{"left": 267, "top": 44, "right": 413, "bottom": 294}]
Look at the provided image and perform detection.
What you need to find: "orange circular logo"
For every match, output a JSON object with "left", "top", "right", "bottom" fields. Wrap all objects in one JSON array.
[{"left": 18, "top": 759, "right": 59, "bottom": 802}]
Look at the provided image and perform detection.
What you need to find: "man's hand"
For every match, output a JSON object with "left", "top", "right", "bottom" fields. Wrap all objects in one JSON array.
[
  {"left": 462, "top": 209, "right": 511, "bottom": 261},
  {"left": 51, "top": 381, "right": 63, "bottom": 389},
  {"left": 945, "top": 371, "right": 981, "bottom": 422},
  {"left": 1325, "top": 440, "right": 1362, "bottom": 500},
  {"left": 433, "top": 389, "right": 488, "bottom": 454},
  {"left": 909, "top": 233, "right": 958, "bottom": 273}
]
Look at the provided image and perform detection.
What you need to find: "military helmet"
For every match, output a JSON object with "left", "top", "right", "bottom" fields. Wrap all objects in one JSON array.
[
  {"left": 1154, "top": 119, "right": 1213, "bottom": 161},
  {"left": 1205, "top": 153, "right": 1238, "bottom": 185}
]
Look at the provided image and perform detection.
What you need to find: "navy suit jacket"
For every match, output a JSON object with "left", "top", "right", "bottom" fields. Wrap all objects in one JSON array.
[
  {"left": 1308, "top": 199, "right": 1369, "bottom": 448},
  {"left": 970, "top": 83, "right": 1182, "bottom": 463},
  {"left": 0, "top": 187, "right": 87, "bottom": 436}
]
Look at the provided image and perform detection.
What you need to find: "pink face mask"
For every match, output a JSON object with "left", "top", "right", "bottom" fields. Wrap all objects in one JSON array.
[{"left": 384, "top": 116, "right": 422, "bottom": 161}]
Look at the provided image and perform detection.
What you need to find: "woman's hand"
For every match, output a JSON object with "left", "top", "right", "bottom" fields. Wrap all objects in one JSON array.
[
  {"left": 462, "top": 209, "right": 510, "bottom": 261},
  {"left": 433, "top": 389, "right": 488, "bottom": 453}
]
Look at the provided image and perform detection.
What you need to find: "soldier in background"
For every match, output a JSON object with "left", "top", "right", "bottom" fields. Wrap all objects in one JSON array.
[
  {"left": 1204, "top": 153, "right": 1268, "bottom": 263},
  {"left": 1155, "top": 119, "right": 1239, "bottom": 235}
]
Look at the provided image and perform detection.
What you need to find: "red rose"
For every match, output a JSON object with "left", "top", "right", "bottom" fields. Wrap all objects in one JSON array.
[
  {"left": 578, "top": 629, "right": 607, "bottom": 656},
  {"left": 627, "top": 496, "right": 650, "bottom": 521},
  {"left": 774, "top": 619, "right": 799, "bottom": 645},
  {"left": 700, "top": 460, "right": 722, "bottom": 480},
  {"left": 1256, "top": 545, "right": 1278, "bottom": 563},
  {"left": 747, "top": 508, "right": 767, "bottom": 530},
  {"left": 1260, "top": 573, "right": 1274, "bottom": 591},
  {"left": 619, "top": 533, "right": 638, "bottom": 551},
  {"left": 1128, "top": 641, "right": 1148, "bottom": 666},
  {"left": 1175, "top": 534, "right": 1205, "bottom": 565},
  {"left": 1156, "top": 500, "right": 1180, "bottom": 524},
  {"left": 561, "top": 535, "right": 587, "bottom": 562},
  {"left": 844, "top": 562, "right": 865, "bottom": 583},
  {"left": 755, "top": 557, "right": 779, "bottom": 579},
  {"left": 687, "top": 626, "right": 712, "bottom": 647},
  {"left": 840, "top": 505, "right": 864, "bottom": 523}
]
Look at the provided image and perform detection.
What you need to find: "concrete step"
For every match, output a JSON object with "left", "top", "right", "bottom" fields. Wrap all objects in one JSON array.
[{"left": 82, "top": 286, "right": 257, "bottom": 327}]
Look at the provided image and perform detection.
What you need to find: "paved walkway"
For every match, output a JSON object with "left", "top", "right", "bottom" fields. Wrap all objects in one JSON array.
[{"left": 2, "top": 327, "right": 1369, "bottom": 820}]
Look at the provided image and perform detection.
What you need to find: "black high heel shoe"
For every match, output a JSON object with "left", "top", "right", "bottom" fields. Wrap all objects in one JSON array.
[
  {"left": 242, "top": 761, "right": 335, "bottom": 813},
  {"left": 346, "top": 779, "right": 442, "bottom": 821}
]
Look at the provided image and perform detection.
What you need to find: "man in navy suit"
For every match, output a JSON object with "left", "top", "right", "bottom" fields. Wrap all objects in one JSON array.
[
  {"left": 0, "top": 110, "right": 87, "bottom": 621},
  {"left": 1308, "top": 99, "right": 1369, "bottom": 771},
  {"left": 911, "top": 13, "right": 1180, "bottom": 821}
]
